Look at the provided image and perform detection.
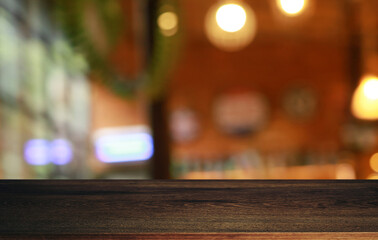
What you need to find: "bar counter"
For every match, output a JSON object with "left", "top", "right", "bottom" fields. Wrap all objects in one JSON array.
[{"left": 0, "top": 180, "right": 377, "bottom": 239}]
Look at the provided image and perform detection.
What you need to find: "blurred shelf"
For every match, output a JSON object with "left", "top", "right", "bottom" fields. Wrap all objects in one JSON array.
[
  {"left": 0, "top": 180, "right": 377, "bottom": 239},
  {"left": 178, "top": 163, "right": 355, "bottom": 179}
]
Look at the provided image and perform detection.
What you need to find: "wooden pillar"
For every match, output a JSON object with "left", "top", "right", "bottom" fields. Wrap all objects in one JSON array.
[{"left": 146, "top": 0, "right": 171, "bottom": 179}]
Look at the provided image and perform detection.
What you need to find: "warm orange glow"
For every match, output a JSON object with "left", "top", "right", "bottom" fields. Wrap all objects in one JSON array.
[
  {"left": 277, "top": 0, "right": 308, "bottom": 16},
  {"left": 367, "top": 173, "right": 378, "bottom": 180},
  {"left": 335, "top": 164, "right": 356, "bottom": 179},
  {"left": 370, "top": 153, "right": 378, "bottom": 172},
  {"left": 205, "top": 0, "right": 257, "bottom": 51},
  {"left": 351, "top": 75, "right": 378, "bottom": 120},
  {"left": 216, "top": 4, "right": 246, "bottom": 32}
]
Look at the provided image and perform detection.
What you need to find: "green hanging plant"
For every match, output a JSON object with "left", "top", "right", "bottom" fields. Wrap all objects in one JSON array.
[
  {"left": 52, "top": 0, "right": 181, "bottom": 99},
  {"left": 147, "top": 0, "right": 182, "bottom": 99}
]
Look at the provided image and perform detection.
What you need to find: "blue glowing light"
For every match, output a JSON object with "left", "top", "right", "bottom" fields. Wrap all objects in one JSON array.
[
  {"left": 95, "top": 132, "right": 154, "bottom": 163},
  {"left": 24, "top": 139, "right": 50, "bottom": 165},
  {"left": 50, "top": 139, "right": 73, "bottom": 165}
]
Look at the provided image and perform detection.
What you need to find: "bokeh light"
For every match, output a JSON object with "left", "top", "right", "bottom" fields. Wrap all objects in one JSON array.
[
  {"left": 277, "top": 0, "right": 308, "bottom": 16},
  {"left": 363, "top": 78, "right": 378, "bottom": 100},
  {"left": 205, "top": 0, "right": 257, "bottom": 51},
  {"left": 50, "top": 139, "right": 73, "bottom": 165},
  {"left": 351, "top": 75, "right": 378, "bottom": 120},
  {"left": 24, "top": 139, "right": 50, "bottom": 166},
  {"left": 335, "top": 163, "right": 356, "bottom": 179},
  {"left": 94, "top": 127, "right": 154, "bottom": 163},
  {"left": 216, "top": 4, "right": 246, "bottom": 32},
  {"left": 157, "top": 11, "right": 178, "bottom": 37},
  {"left": 369, "top": 153, "right": 378, "bottom": 172}
]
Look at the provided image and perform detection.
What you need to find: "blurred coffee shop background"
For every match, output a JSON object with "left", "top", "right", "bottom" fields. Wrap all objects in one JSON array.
[{"left": 0, "top": 0, "right": 377, "bottom": 179}]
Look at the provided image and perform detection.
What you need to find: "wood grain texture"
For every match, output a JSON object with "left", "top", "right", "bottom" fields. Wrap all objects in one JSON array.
[
  {"left": 1, "top": 233, "right": 378, "bottom": 239},
  {"left": 0, "top": 180, "right": 377, "bottom": 236}
]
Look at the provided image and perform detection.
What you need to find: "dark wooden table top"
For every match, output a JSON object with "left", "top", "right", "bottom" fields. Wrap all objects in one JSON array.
[{"left": 0, "top": 180, "right": 377, "bottom": 239}]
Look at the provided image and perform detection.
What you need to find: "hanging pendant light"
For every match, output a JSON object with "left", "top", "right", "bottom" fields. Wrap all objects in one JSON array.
[
  {"left": 276, "top": 0, "right": 309, "bottom": 17},
  {"left": 204, "top": 0, "right": 257, "bottom": 51},
  {"left": 351, "top": 75, "right": 378, "bottom": 120}
]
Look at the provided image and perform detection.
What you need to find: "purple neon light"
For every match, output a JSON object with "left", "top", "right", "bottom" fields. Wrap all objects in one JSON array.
[
  {"left": 24, "top": 139, "right": 50, "bottom": 165},
  {"left": 50, "top": 139, "right": 73, "bottom": 165},
  {"left": 24, "top": 139, "right": 73, "bottom": 166}
]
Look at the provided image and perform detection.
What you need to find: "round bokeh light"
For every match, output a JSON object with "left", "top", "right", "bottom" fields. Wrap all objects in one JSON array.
[
  {"left": 205, "top": 0, "right": 257, "bottom": 51},
  {"left": 50, "top": 139, "right": 73, "bottom": 165},
  {"left": 216, "top": 4, "right": 247, "bottom": 32},
  {"left": 24, "top": 139, "right": 50, "bottom": 166},
  {"left": 277, "top": 0, "right": 308, "bottom": 16}
]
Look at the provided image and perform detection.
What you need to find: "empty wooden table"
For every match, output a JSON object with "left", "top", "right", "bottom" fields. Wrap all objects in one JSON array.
[{"left": 0, "top": 180, "right": 377, "bottom": 239}]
